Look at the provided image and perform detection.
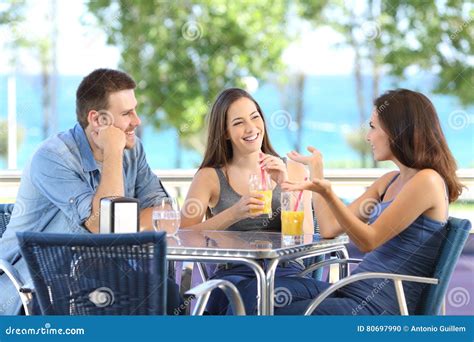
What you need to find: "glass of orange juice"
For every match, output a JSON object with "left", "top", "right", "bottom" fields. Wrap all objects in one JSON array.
[
  {"left": 281, "top": 191, "right": 304, "bottom": 244},
  {"left": 249, "top": 172, "right": 272, "bottom": 218}
]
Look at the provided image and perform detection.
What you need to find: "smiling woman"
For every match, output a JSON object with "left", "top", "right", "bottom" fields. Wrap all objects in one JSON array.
[
  {"left": 180, "top": 87, "right": 315, "bottom": 315},
  {"left": 181, "top": 87, "right": 313, "bottom": 233},
  {"left": 227, "top": 98, "right": 265, "bottom": 153},
  {"left": 199, "top": 88, "right": 278, "bottom": 169},
  {"left": 273, "top": 88, "right": 465, "bottom": 316}
]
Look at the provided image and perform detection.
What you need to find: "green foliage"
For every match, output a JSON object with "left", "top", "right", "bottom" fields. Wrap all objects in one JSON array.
[
  {"left": 298, "top": 0, "right": 473, "bottom": 105},
  {"left": 0, "top": 121, "right": 7, "bottom": 158},
  {"left": 298, "top": 0, "right": 472, "bottom": 169},
  {"left": 0, "top": 119, "right": 25, "bottom": 160},
  {"left": 0, "top": 0, "right": 28, "bottom": 53},
  {"left": 86, "top": 0, "right": 292, "bottom": 143},
  {"left": 376, "top": 1, "right": 473, "bottom": 105},
  {"left": 0, "top": 0, "right": 25, "bottom": 25}
]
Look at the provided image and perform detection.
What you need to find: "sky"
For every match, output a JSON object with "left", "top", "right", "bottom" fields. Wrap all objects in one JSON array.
[{"left": 0, "top": 0, "right": 355, "bottom": 76}]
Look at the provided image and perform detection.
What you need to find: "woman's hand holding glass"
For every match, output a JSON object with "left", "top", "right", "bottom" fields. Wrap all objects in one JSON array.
[{"left": 230, "top": 194, "right": 266, "bottom": 221}]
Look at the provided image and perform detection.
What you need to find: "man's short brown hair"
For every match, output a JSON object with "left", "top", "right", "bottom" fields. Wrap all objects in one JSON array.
[{"left": 76, "top": 68, "right": 136, "bottom": 128}]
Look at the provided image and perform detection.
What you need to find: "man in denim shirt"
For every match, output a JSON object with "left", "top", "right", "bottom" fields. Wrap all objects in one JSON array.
[{"left": 0, "top": 69, "right": 178, "bottom": 314}]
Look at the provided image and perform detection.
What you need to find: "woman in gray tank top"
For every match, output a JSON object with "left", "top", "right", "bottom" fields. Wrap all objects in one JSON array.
[
  {"left": 180, "top": 88, "right": 316, "bottom": 314},
  {"left": 181, "top": 88, "right": 313, "bottom": 234}
]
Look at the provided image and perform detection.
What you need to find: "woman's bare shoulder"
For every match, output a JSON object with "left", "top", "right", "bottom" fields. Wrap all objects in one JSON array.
[
  {"left": 412, "top": 168, "right": 445, "bottom": 187},
  {"left": 193, "top": 167, "right": 219, "bottom": 185}
]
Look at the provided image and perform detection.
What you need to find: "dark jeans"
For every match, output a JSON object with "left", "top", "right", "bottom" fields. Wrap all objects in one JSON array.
[
  {"left": 206, "top": 261, "right": 316, "bottom": 315},
  {"left": 166, "top": 277, "right": 184, "bottom": 315},
  {"left": 233, "top": 277, "right": 383, "bottom": 315},
  {"left": 206, "top": 263, "right": 382, "bottom": 315},
  {"left": 274, "top": 280, "right": 385, "bottom": 315}
]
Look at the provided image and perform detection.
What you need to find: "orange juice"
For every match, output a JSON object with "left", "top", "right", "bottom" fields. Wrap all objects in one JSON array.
[
  {"left": 250, "top": 190, "right": 272, "bottom": 217},
  {"left": 281, "top": 211, "right": 304, "bottom": 236}
]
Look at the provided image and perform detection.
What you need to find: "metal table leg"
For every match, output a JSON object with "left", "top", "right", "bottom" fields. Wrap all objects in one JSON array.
[
  {"left": 168, "top": 256, "right": 268, "bottom": 315},
  {"left": 265, "top": 259, "right": 279, "bottom": 315},
  {"left": 335, "top": 246, "right": 349, "bottom": 279},
  {"left": 241, "top": 259, "right": 268, "bottom": 315}
]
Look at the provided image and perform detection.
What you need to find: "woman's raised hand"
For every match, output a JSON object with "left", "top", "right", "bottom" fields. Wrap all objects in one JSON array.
[
  {"left": 281, "top": 178, "right": 332, "bottom": 196},
  {"left": 287, "top": 146, "right": 324, "bottom": 177}
]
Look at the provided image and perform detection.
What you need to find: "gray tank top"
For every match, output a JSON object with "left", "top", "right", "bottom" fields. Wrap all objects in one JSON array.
[{"left": 210, "top": 168, "right": 282, "bottom": 232}]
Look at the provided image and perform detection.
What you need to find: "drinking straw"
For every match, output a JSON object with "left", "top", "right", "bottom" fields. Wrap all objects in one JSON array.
[
  {"left": 293, "top": 177, "right": 308, "bottom": 211},
  {"left": 260, "top": 166, "right": 266, "bottom": 189},
  {"left": 259, "top": 153, "right": 267, "bottom": 189}
]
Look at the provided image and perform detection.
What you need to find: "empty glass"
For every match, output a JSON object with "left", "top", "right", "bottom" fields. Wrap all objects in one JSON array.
[{"left": 152, "top": 197, "right": 180, "bottom": 237}]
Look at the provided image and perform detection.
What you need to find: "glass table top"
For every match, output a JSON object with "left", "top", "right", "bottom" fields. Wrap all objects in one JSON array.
[{"left": 166, "top": 230, "right": 349, "bottom": 259}]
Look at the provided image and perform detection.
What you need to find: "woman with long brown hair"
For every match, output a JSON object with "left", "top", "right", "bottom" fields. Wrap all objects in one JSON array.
[
  {"left": 181, "top": 88, "right": 316, "bottom": 314},
  {"left": 181, "top": 87, "right": 314, "bottom": 232},
  {"left": 235, "top": 88, "right": 463, "bottom": 315}
]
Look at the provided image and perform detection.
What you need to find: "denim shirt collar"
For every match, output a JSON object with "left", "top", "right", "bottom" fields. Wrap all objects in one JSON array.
[{"left": 72, "top": 123, "right": 99, "bottom": 172}]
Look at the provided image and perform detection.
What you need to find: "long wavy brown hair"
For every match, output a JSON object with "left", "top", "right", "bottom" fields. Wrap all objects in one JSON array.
[
  {"left": 200, "top": 88, "right": 279, "bottom": 169},
  {"left": 374, "top": 88, "right": 463, "bottom": 202}
]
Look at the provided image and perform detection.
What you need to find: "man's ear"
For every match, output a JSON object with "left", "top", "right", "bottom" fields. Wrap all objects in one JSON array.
[{"left": 87, "top": 110, "right": 100, "bottom": 130}]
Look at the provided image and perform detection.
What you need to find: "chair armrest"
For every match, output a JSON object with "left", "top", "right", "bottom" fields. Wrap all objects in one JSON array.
[
  {"left": 304, "top": 271, "right": 438, "bottom": 316},
  {"left": 298, "top": 258, "right": 363, "bottom": 278},
  {"left": 0, "top": 259, "right": 26, "bottom": 291},
  {"left": 0, "top": 259, "right": 34, "bottom": 315},
  {"left": 185, "top": 279, "right": 245, "bottom": 316}
]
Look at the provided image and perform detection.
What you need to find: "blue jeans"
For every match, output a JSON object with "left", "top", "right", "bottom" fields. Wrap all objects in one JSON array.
[
  {"left": 206, "top": 261, "right": 317, "bottom": 315},
  {"left": 207, "top": 262, "right": 384, "bottom": 315},
  {"left": 235, "top": 277, "right": 385, "bottom": 315}
]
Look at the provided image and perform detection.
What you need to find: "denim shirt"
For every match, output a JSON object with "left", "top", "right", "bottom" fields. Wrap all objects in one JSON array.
[{"left": 0, "top": 123, "right": 168, "bottom": 314}]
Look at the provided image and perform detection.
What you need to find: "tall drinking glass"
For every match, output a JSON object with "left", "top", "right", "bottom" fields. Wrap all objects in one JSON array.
[
  {"left": 281, "top": 191, "right": 304, "bottom": 245},
  {"left": 153, "top": 197, "right": 180, "bottom": 237},
  {"left": 249, "top": 172, "right": 272, "bottom": 218}
]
